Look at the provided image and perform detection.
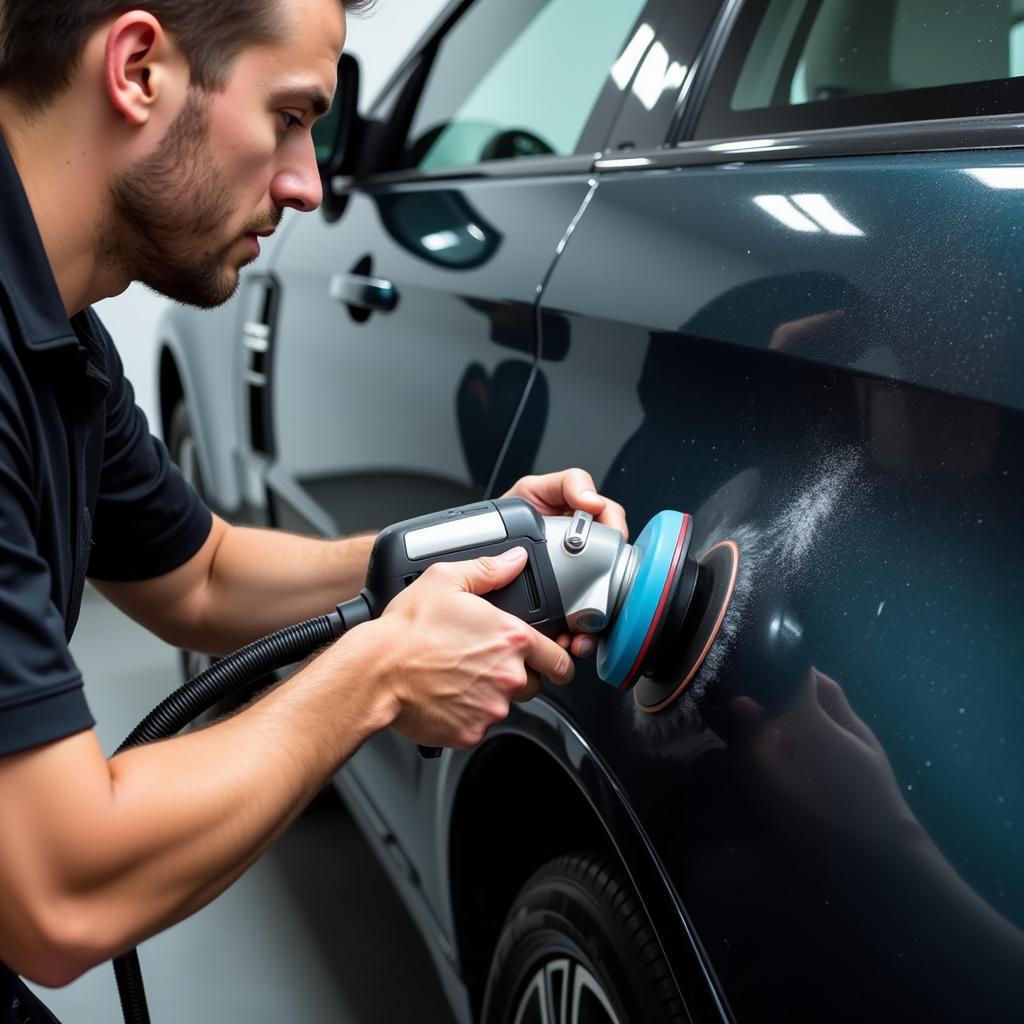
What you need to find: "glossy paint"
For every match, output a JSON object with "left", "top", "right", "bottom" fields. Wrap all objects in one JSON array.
[
  {"left": 267, "top": 175, "right": 591, "bottom": 537},
  {"left": 505, "top": 146, "right": 1024, "bottom": 1022},
  {"left": 160, "top": 1, "right": 1024, "bottom": 1021}
]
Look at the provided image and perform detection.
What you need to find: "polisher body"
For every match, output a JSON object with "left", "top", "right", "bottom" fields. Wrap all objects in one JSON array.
[{"left": 364, "top": 497, "right": 738, "bottom": 702}]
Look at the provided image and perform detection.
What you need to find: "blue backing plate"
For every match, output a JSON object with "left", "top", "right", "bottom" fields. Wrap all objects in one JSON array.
[{"left": 596, "top": 510, "right": 686, "bottom": 689}]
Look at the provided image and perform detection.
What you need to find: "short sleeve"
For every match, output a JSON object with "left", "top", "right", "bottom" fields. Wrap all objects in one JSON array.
[
  {"left": 86, "top": 321, "right": 212, "bottom": 582},
  {"left": 0, "top": 344, "right": 93, "bottom": 756}
]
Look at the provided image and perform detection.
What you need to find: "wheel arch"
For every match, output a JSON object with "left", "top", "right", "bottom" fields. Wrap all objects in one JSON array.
[
  {"left": 443, "top": 714, "right": 725, "bottom": 1023},
  {"left": 155, "top": 317, "right": 243, "bottom": 515}
]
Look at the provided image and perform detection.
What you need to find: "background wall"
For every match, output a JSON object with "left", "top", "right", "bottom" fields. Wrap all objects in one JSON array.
[{"left": 98, "top": 0, "right": 451, "bottom": 432}]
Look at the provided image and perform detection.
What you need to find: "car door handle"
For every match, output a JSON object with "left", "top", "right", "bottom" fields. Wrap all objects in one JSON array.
[{"left": 329, "top": 272, "right": 399, "bottom": 312}]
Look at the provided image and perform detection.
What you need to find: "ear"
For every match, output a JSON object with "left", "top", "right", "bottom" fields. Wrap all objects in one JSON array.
[{"left": 103, "top": 11, "right": 185, "bottom": 126}]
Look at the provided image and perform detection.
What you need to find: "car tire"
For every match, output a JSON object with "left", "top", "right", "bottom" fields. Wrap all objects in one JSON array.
[{"left": 481, "top": 852, "right": 688, "bottom": 1024}]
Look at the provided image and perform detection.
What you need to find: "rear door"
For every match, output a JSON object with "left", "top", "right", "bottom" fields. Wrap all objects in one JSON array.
[
  {"left": 517, "top": 1, "right": 1024, "bottom": 1020},
  {"left": 265, "top": 0, "right": 673, "bottom": 905}
]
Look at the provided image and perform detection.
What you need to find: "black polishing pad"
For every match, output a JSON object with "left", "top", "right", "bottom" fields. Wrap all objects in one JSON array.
[{"left": 633, "top": 540, "right": 740, "bottom": 713}]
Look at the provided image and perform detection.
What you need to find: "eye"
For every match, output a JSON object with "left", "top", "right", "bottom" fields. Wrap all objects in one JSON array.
[{"left": 280, "top": 111, "right": 304, "bottom": 132}]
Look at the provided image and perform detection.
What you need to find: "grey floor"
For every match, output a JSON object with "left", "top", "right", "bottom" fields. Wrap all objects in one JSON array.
[{"left": 28, "top": 587, "right": 454, "bottom": 1023}]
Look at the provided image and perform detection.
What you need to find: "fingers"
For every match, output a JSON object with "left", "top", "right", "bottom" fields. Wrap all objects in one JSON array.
[
  {"left": 557, "top": 632, "right": 597, "bottom": 659},
  {"left": 503, "top": 468, "right": 630, "bottom": 540},
  {"left": 505, "top": 468, "right": 595, "bottom": 512},
  {"left": 571, "top": 479, "right": 628, "bottom": 540},
  {"left": 552, "top": 468, "right": 629, "bottom": 540},
  {"left": 768, "top": 310, "right": 844, "bottom": 351},
  {"left": 558, "top": 467, "right": 602, "bottom": 512},
  {"left": 512, "top": 671, "right": 544, "bottom": 703},
  {"left": 571, "top": 634, "right": 596, "bottom": 658},
  {"left": 812, "top": 667, "right": 881, "bottom": 751},
  {"left": 441, "top": 546, "right": 527, "bottom": 597},
  {"left": 519, "top": 625, "right": 574, "bottom": 686},
  {"left": 596, "top": 497, "right": 629, "bottom": 540},
  {"left": 730, "top": 695, "right": 766, "bottom": 727}
]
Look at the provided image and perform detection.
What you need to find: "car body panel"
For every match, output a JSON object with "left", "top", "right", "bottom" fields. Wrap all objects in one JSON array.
[
  {"left": 502, "top": 145, "right": 1024, "bottom": 1022},
  {"left": 154, "top": 1, "right": 1024, "bottom": 1021},
  {"left": 266, "top": 175, "right": 594, "bottom": 534}
]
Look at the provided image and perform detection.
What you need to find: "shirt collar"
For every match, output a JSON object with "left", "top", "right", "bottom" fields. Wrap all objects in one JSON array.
[{"left": 0, "top": 128, "right": 80, "bottom": 354}]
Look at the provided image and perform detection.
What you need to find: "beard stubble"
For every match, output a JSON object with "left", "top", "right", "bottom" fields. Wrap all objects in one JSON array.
[{"left": 107, "top": 90, "right": 275, "bottom": 309}]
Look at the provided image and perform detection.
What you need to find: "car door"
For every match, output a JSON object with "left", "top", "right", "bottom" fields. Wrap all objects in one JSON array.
[
  {"left": 265, "top": 0, "right": 676, "bottom": 905},
  {"left": 508, "top": 1, "right": 1024, "bottom": 1021}
]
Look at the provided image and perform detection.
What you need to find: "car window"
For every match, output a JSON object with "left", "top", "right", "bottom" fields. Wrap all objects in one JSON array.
[
  {"left": 403, "top": 0, "right": 649, "bottom": 172},
  {"left": 694, "top": 0, "right": 1024, "bottom": 139},
  {"left": 603, "top": 0, "right": 722, "bottom": 153}
]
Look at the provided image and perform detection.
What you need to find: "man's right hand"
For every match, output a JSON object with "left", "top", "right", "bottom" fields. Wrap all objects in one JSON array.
[{"left": 365, "top": 546, "right": 575, "bottom": 749}]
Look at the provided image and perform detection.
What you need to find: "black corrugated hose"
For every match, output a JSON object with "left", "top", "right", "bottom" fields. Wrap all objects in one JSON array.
[{"left": 109, "top": 596, "right": 371, "bottom": 1024}]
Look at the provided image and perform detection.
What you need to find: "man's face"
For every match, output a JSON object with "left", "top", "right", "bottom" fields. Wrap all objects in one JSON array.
[{"left": 107, "top": 0, "right": 345, "bottom": 308}]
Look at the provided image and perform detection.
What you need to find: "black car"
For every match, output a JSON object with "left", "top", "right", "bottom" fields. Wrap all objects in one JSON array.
[{"left": 157, "top": 1, "right": 1024, "bottom": 1020}]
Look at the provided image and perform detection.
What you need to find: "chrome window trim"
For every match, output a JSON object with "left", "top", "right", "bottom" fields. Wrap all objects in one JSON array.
[
  {"left": 595, "top": 113, "right": 1024, "bottom": 172},
  {"left": 331, "top": 153, "right": 599, "bottom": 194}
]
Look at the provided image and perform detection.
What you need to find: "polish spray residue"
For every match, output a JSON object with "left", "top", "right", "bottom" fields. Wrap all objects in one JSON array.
[
  {"left": 630, "top": 446, "right": 866, "bottom": 745},
  {"left": 772, "top": 452, "right": 860, "bottom": 572}
]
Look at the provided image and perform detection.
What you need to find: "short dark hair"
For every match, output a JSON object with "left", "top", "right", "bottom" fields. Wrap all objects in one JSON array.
[{"left": 0, "top": 0, "right": 373, "bottom": 114}]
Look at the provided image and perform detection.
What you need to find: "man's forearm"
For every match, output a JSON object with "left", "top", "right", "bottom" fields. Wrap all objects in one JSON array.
[
  {"left": 0, "top": 623, "right": 396, "bottom": 986},
  {"left": 95, "top": 518, "right": 378, "bottom": 656},
  {"left": 194, "top": 524, "right": 377, "bottom": 653}
]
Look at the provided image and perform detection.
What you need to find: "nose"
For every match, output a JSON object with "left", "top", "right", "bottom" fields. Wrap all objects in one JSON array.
[{"left": 270, "top": 136, "right": 323, "bottom": 213}]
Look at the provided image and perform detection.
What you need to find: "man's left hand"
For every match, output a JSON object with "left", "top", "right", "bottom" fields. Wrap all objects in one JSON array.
[{"left": 501, "top": 468, "right": 628, "bottom": 660}]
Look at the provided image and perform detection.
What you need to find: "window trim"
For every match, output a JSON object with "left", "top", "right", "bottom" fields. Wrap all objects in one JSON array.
[
  {"left": 332, "top": 152, "right": 598, "bottom": 196},
  {"left": 595, "top": 111, "right": 1024, "bottom": 174},
  {"left": 670, "top": 0, "right": 747, "bottom": 144}
]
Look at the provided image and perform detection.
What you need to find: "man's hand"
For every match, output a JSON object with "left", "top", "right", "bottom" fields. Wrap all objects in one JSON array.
[
  {"left": 370, "top": 547, "right": 574, "bottom": 749},
  {"left": 502, "top": 467, "right": 627, "bottom": 538},
  {"left": 732, "top": 668, "right": 922, "bottom": 850},
  {"left": 502, "top": 468, "right": 628, "bottom": 657}
]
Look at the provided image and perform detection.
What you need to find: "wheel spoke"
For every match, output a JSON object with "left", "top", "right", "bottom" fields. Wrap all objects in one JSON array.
[
  {"left": 544, "top": 959, "right": 569, "bottom": 1024},
  {"left": 512, "top": 970, "right": 546, "bottom": 1024},
  {"left": 513, "top": 958, "right": 621, "bottom": 1024},
  {"left": 569, "top": 963, "right": 622, "bottom": 1024}
]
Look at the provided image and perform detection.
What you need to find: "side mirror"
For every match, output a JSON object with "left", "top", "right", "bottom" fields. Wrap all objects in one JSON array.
[{"left": 314, "top": 52, "right": 363, "bottom": 181}]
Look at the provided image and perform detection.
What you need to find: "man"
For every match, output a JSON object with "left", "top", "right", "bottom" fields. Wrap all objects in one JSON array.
[{"left": 0, "top": 0, "right": 626, "bottom": 1015}]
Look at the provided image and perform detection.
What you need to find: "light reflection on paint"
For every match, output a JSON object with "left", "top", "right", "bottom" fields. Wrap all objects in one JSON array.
[
  {"left": 965, "top": 167, "right": 1024, "bottom": 190},
  {"left": 768, "top": 613, "right": 804, "bottom": 644},
  {"left": 792, "top": 194, "right": 865, "bottom": 236},
  {"left": 754, "top": 194, "right": 865, "bottom": 236},
  {"left": 754, "top": 195, "right": 822, "bottom": 233},
  {"left": 611, "top": 23, "right": 655, "bottom": 89},
  {"left": 632, "top": 40, "right": 688, "bottom": 111}
]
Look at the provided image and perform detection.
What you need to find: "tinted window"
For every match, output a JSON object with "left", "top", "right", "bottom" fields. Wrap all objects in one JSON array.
[
  {"left": 404, "top": 0, "right": 649, "bottom": 172},
  {"left": 695, "top": 0, "right": 1024, "bottom": 139}
]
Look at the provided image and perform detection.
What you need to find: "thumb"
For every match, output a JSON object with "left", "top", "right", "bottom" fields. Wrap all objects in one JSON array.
[{"left": 458, "top": 546, "right": 528, "bottom": 596}]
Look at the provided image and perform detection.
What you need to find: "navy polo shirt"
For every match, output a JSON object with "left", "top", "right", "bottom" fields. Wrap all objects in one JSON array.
[{"left": 0, "top": 130, "right": 213, "bottom": 759}]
